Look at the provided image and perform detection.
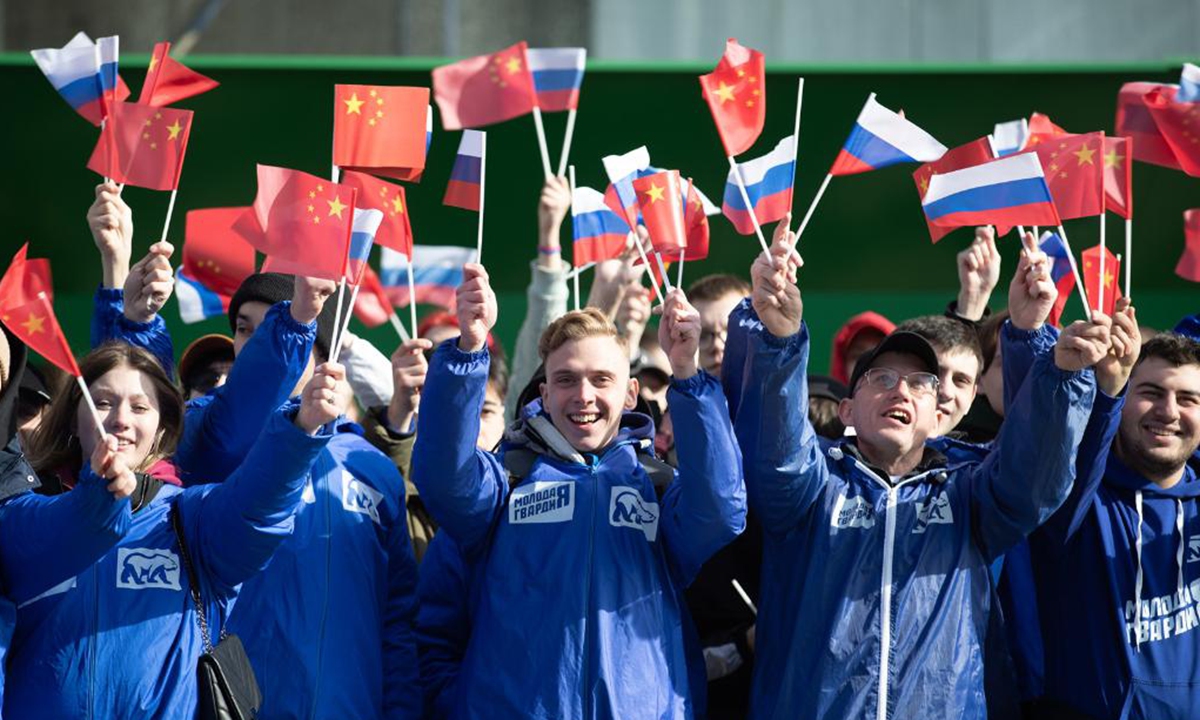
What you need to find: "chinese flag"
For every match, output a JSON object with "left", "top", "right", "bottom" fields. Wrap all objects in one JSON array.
[
  {"left": 1025, "top": 131, "right": 1105, "bottom": 220},
  {"left": 353, "top": 264, "right": 393, "bottom": 328},
  {"left": 333, "top": 85, "right": 429, "bottom": 182},
  {"left": 432, "top": 41, "right": 538, "bottom": 130},
  {"left": 87, "top": 102, "right": 192, "bottom": 191},
  {"left": 0, "top": 245, "right": 80, "bottom": 376},
  {"left": 1115, "top": 82, "right": 1183, "bottom": 170},
  {"left": 183, "top": 208, "right": 257, "bottom": 299},
  {"left": 912, "top": 137, "right": 997, "bottom": 243},
  {"left": 138, "top": 42, "right": 219, "bottom": 107},
  {"left": 683, "top": 179, "right": 710, "bottom": 261},
  {"left": 633, "top": 171, "right": 686, "bottom": 254},
  {"left": 340, "top": 171, "right": 414, "bottom": 257},
  {"left": 1143, "top": 85, "right": 1200, "bottom": 177},
  {"left": 234, "top": 165, "right": 358, "bottom": 282},
  {"left": 1178, "top": 209, "right": 1200, "bottom": 282},
  {"left": 1103, "top": 136, "right": 1133, "bottom": 219},
  {"left": 699, "top": 38, "right": 766, "bottom": 157},
  {"left": 1081, "top": 244, "right": 1122, "bottom": 316},
  {"left": 1025, "top": 112, "right": 1068, "bottom": 147}
]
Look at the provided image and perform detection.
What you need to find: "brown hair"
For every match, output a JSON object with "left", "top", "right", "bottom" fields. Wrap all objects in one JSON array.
[
  {"left": 685, "top": 274, "right": 750, "bottom": 304},
  {"left": 26, "top": 342, "right": 184, "bottom": 476},
  {"left": 977, "top": 311, "right": 1010, "bottom": 374},
  {"left": 538, "top": 308, "right": 627, "bottom": 361},
  {"left": 1135, "top": 333, "right": 1200, "bottom": 370}
]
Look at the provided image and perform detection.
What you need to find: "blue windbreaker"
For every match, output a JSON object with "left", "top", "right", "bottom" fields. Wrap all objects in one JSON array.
[
  {"left": 0, "top": 404, "right": 324, "bottom": 718},
  {"left": 411, "top": 340, "right": 746, "bottom": 719},
  {"left": 96, "top": 295, "right": 422, "bottom": 719},
  {"left": 732, "top": 305, "right": 1095, "bottom": 720}
]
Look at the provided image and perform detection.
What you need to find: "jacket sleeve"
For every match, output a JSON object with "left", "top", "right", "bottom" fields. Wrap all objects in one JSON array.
[
  {"left": 0, "top": 466, "right": 132, "bottom": 605},
  {"left": 178, "top": 401, "right": 330, "bottom": 595},
  {"left": 415, "top": 534, "right": 471, "bottom": 719},
  {"left": 504, "top": 261, "right": 569, "bottom": 424},
  {"left": 1000, "top": 323, "right": 1059, "bottom": 415},
  {"left": 380, "top": 461, "right": 422, "bottom": 720},
  {"left": 719, "top": 297, "right": 757, "bottom": 423},
  {"left": 175, "top": 301, "right": 315, "bottom": 484},
  {"left": 968, "top": 349, "right": 1096, "bottom": 562},
  {"left": 411, "top": 340, "right": 506, "bottom": 554},
  {"left": 732, "top": 308, "right": 828, "bottom": 537},
  {"left": 659, "top": 371, "right": 747, "bottom": 586},
  {"left": 90, "top": 286, "right": 176, "bottom": 378}
]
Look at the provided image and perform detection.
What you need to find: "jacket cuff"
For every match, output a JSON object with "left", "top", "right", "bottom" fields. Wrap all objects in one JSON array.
[
  {"left": 95, "top": 286, "right": 125, "bottom": 304},
  {"left": 435, "top": 337, "right": 490, "bottom": 367},
  {"left": 268, "top": 300, "right": 317, "bottom": 337},
  {"left": 670, "top": 370, "right": 718, "bottom": 396},
  {"left": 760, "top": 320, "right": 808, "bottom": 350}
]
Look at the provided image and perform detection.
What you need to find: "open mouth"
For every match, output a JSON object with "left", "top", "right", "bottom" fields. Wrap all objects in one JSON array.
[
  {"left": 882, "top": 408, "right": 912, "bottom": 425},
  {"left": 1143, "top": 422, "right": 1180, "bottom": 439},
  {"left": 568, "top": 412, "right": 600, "bottom": 426}
]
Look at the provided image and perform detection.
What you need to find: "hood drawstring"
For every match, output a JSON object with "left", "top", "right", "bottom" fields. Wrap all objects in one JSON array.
[
  {"left": 1176, "top": 499, "right": 1186, "bottom": 597},
  {"left": 1134, "top": 491, "right": 1144, "bottom": 652}
]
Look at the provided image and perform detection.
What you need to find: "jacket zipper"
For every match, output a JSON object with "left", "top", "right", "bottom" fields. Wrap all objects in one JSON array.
[{"left": 581, "top": 454, "right": 599, "bottom": 718}]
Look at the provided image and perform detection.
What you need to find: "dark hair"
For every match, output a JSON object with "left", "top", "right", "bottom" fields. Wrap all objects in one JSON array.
[
  {"left": 1135, "top": 333, "right": 1200, "bottom": 370},
  {"left": 685, "top": 274, "right": 750, "bottom": 304},
  {"left": 895, "top": 315, "right": 984, "bottom": 373},
  {"left": 808, "top": 397, "right": 845, "bottom": 440},
  {"left": 487, "top": 350, "right": 510, "bottom": 401},
  {"left": 977, "top": 311, "right": 1011, "bottom": 374},
  {"left": 26, "top": 343, "right": 184, "bottom": 476}
]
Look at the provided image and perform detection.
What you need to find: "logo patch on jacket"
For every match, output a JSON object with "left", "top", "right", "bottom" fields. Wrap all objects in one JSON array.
[
  {"left": 116, "top": 548, "right": 181, "bottom": 590},
  {"left": 831, "top": 493, "right": 876, "bottom": 530},
  {"left": 609, "top": 487, "right": 659, "bottom": 541},
  {"left": 1188, "top": 534, "right": 1200, "bottom": 564},
  {"left": 912, "top": 492, "right": 954, "bottom": 534},
  {"left": 342, "top": 470, "right": 384, "bottom": 526},
  {"left": 509, "top": 480, "right": 575, "bottom": 524}
]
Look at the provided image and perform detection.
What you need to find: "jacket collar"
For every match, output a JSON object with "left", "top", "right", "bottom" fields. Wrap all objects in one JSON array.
[
  {"left": 839, "top": 440, "right": 950, "bottom": 486},
  {"left": 1105, "top": 451, "right": 1200, "bottom": 499}
]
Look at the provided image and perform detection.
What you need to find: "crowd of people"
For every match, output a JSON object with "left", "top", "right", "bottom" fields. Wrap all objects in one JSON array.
[{"left": 0, "top": 174, "right": 1197, "bottom": 720}]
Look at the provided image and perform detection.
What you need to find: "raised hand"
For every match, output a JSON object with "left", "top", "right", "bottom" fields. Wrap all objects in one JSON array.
[
  {"left": 658, "top": 289, "right": 702, "bottom": 380},
  {"left": 387, "top": 338, "right": 433, "bottom": 432},
  {"left": 537, "top": 176, "right": 572, "bottom": 242},
  {"left": 291, "top": 275, "right": 338, "bottom": 326},
  {"left": 123, "top": 241, "right": 174, "bottom": 323},
  {"left": 1095, "top": 298, "right": 1140, "bottom": 396},
  {"left": 1054, "top": 313, "right": 1113, "bottom": 373},
  {"left": 87, "top": 182, "right": 134, "bottom": 288},
  {"left": 296, "top": 362, "right": 349, "bottom": 433},
  {"left": 90, "top": 434, "right": 137, "bottom": 500},
  {"left": 956, "top": 226, "right": 1001, "bottom": 321},
  {"left": 750, "top": 213, "right": 803, "bottom": 338},
  {"left": 456, "top": 263, "right": 497, "bottom": 353},
  {"left": 1008, "top": 232, "right": 1058, "bottom": 331}
]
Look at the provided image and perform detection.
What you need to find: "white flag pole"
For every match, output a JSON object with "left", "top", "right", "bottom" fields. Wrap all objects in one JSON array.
[
  {"left": 557, "top": 108, "right": 577, "bottom": 178},
  {"left": 653, "top": 252, "right": 674, "bottom": 294},
  {"left": 630, "top": 232, "right": 665, "bottom": 305},
  {"left": 77, "top": 376, "right": 109, "bottom": 446},
  {"left": 330, "top": 282, "right": 362, "bottom": 364},
  {"left": 160, "top": 188, "right": 178, "bottom": 244},
  {"left": 1056, "top": 224, "right": 1093, "bottom": 323},
  {"left": 567, "top": 164, "right": 581, "bottom": 311},
  {"left": 330, "top": 278, "right": 348, "bottom": 357},
  {"left": 388, "top": 311, "right": 412, "bottom": 342},
  {"left": 477, "top": 131, "right": 487, "bottom": 261},
  {"left": 796, "top": 173, "right": 833, "bottom": 242},
  {"left": 787, "top": 78, "right": 804, "bottom": 217},
  {"left": 1098, "top": 214, "right": 1107, "bottom": 312},
  {"left": 1124, "top": 217, "right": 1133, "bottom": 298},
  {"left": 531, "top": 108, "right": 553, "bottom": 180},
  {"left": 677, "top": 248, "right": 685, "bottom": 289},
  {"left": 405, "top": 259, "right": 418, "bottom": 340}
]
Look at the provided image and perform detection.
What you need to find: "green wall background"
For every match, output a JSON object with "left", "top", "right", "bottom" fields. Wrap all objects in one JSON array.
[{"left": 1, "top": 54, "right": 1196, "bottom": 375}]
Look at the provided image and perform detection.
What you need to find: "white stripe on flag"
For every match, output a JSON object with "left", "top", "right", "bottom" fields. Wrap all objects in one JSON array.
[
  {"left": 728, "top": 135, "right": 796, "bottom": 186},
  {"left": 856, "top": 95, "right": 947, "bottom": 162},
  {"left": 923, "top": 153, "right": 1045, "bottom": 206},
  {"left": 527, "top": 47, "right": 587, "bottom": 72},
  {"left": 603, "top": 146, "right": 650, "bottom": 184},
  {"left": 457, "top": 129, "right": 485, "bottom": 158},
  {"left": 572, "top": 186, "right": 612, "bottom": 215},
  {"left": 381, "top": 244, "right": 478, "bottom": 268}
]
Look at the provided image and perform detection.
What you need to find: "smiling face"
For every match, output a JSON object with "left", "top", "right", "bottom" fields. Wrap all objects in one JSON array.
[
  {"left": 1114, "top": 357, "right": 1200, "bottom": 487},
  {"left": 933, "top": 348, "right": 980, "bottom": 436},
  {"left": 839, "top": 352, "right": 943, "bottom": 473},
  {"left": 76, "top": 363, "right": 163, "bottom": 471},
  {"left": 541, "top": 335, "right": 639, "bottom": 454}
]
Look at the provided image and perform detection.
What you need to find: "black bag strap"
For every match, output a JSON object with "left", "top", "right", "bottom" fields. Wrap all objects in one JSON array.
[
  {"left": 503, "top": 443, "right": 675, "bottom": 494},
  {"left": 171, "top": 506, "right": 225, "bottom": 653}
]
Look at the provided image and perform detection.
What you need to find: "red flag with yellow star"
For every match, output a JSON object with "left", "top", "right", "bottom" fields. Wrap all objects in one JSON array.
[
  {"left": 1024, "top": 112, "right": 1068, "bottom": 148},
  {"left": 912, "top": 137, "right": 997, "bottom": 243},
  {"left": 1023, "top": 131, "right": 1105, "bottom": 220},
  {"left": 183, "top": 207, "right": 257, "bottom": 299},
  {"left": 699, "top": 38, "right": 766, "bottom": 157},
  {"left": 0, "top": 245, "right": 81, "bottom": 376},
  {"left": 334, "top": 85, "right": 430, "bottom": 183},
  {"left": 234, "top": 165, "right": 358, "bottom": 282},
  {"left": 340, "top": 170, "right": 414, "bottom": 257},
  {"left": 1081, "top": 244, "right": 1122, "bottom": 316},
  {"left": 1103, "top": 136, "right": 1133, "bottom": 219},
  {"left": 633, "top": 171, "right": 686, "bottom": 255},
  {"left": 86, "top": 102, "right": 192, "bottom": 191},
  {"left": 432, "top": 42, "right": 537, "bottom": 131},
  {"left": 1143, "top": 85, "right": 1200, "bottom": 177},
  {"left": 1115, "top": 82, "right": 1182, "bottom": 170},
  {"left": 138, "top": 42, "right": 219, "bottom": 107}
]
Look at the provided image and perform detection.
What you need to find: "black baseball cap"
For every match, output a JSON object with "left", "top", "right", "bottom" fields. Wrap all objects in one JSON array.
[{"left": 848, "top": 331, "right": 940, "bottom": 395}]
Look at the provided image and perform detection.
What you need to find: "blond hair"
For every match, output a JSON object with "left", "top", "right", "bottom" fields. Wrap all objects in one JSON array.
[{"left": 538, "top": 308, "right": 628, "bottom": 361}]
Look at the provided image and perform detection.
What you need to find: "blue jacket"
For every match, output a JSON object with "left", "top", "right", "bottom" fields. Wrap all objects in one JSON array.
[
  {"left": 97, "top": 296, "right": 422, "bottom": 720},
  {"left": 0, "top": 404, "right": 324, "bottom": 719},
  {"left": 411, "top": 340, "right": 746, "bottom": 719},
  {"left": 91, "top": 286, "right": 177, "bottom": 378},
  {"left": 731, "top": 304, "right": 1095, "bottom": 720},
  {"left": 415, "top": 531, "right": 472, "bottom": 719}
]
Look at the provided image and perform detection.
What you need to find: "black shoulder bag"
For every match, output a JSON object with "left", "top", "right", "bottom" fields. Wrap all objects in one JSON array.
[{"left": 171, "top": 507, "right": 262, "bottom": 720}]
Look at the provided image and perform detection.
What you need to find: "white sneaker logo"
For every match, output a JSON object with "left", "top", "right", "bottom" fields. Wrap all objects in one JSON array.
[{"left": 116, "top": 548, "right": 181, "bottom": 591}]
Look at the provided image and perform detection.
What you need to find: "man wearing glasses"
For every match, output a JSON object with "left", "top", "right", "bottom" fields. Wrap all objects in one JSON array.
[{"left": 730, "top": 226, "right": 1109, "bottom": 720}]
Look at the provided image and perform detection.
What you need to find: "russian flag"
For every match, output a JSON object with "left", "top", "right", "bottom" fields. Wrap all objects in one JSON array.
[
  {"left": 443, "top": 130, "right": 484, "bottom": 211},
  {"left": 1039, "top": 231, "right": 1076, "bottom": 326},
  {"left": 527, "top": 47, "right": 586, "bottom": 113},
  {"left": 723, "top": 134, "right": 796, "bottom": 235},
  {"left": 346, "top": 208, "right": 384, "bottom": 284},
  {"left": 379, "top": 244, "right": 477, "bottom": 309},
  {"left": 922, "top": 153, "right": 1061, "bottom": 229},
  {"left": 1178, "top": 62, "right": 1200, "bottom": 103},
  {"left": 990, "top": 119, "right": 1030, "bottom": 157},
  {"left": 175, "top": 266, "right": 227, "bottom": 324},
  {"left": 30, "top": 32, "right": 130, "bottom": 126},
  {"left": 572, "top": 186, "right": 631, "bottom": 265},
  {"left": 830, "top": 94, "right": 947, "bottom": 176}
]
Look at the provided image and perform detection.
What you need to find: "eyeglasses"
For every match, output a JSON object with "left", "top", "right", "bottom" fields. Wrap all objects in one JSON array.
[{"left": 857, "top": 368, "right": 940, "bottom": 398}]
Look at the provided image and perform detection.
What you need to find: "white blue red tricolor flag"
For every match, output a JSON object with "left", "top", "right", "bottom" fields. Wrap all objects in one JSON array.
[
  {"left": 527, "top": 47, "right": 586, "bottom": 112},
  {"left": 723, "top": 134, "right": 795, "bottom": 234},
  {"left": 444, "top": 130, "right": 484, "bottom": 211},
  {"left": 379, "top": 244, "right": 477, "bottom": 309},
  {"left": 572, "top": 186, "right": 630, "bottom": 265},
  {"left": 830, "top": 94, "right": 946, "bottom": 176},
  {"left": 31, "top": 32, "right": 130, "bottom": 126},
  {"left": 922, "top": 153, "right": 1060, "bottom": 229}
]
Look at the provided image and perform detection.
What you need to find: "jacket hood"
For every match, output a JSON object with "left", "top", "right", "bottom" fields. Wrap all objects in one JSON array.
[
  {"left": 1104, "top": 451, "right": 1200, "bottom": 499},
  {"left": 0, "top": 325, "right": 28, "bottom": 448},
  {"left": 830, "top": 311, "right": 895, "bottom": 384},
  {"left": 507, "top": 398, "right": 656, "bottom": 464}
]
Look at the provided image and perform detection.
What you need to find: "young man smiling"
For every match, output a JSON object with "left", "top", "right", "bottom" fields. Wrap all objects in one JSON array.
[
  {"left": 411, "top": 263, "right": 746, "bottom": 718},
  {"left": 732, "top": 227, "right": 1105, "bottom": 720}
]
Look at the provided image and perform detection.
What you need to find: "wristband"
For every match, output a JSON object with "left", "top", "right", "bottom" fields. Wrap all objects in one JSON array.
[{"left": 537, "top": 245, "right": 560, "bottom": 255}]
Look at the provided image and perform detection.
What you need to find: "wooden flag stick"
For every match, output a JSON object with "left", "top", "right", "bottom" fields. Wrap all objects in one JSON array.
[
  {"left": 1056, "top": 224, "right": 1093, "bottom": 323},
  {"left": 1098, "top": 213, "right": 1107, "bottom": 312},
  {"left": 388, "top": 311, "right": 412, "bottom": 343},
  {"left": 787, "top": 77, "right": 804, "bottom": 215},
  {"left": 329, "top": 282, "right": 362, "bottom": 365},
  {"left": 557, "top": 108, "right": 577, "bottom": 178},
  {"left": 477, "top": 131, "right": 487, "bottom": 261},
  {"left": 77, "top": 376, "right": 108, "bottom": 445},
  {"left": 796, "top": 173, "right": 833, "bottom": 242},
  {"left": 531, "top": 108, "right": 553, "bottom": 180},
  {"left": 727, "top": 156, "right": 772, "bottom": 258},
  {"left": 1124, "top": 217, "right": 1133, "bottom": 298},
  {"left": 630, "top": 232, "right": 665, "bottom": 305},
  {"left": 406, "top": 259, "right": 418, "bottom": 340}
]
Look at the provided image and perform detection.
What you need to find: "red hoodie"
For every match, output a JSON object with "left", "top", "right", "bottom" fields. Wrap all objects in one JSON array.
[{"left": 829, "top": 311, "right": 895, "bottom": 384}]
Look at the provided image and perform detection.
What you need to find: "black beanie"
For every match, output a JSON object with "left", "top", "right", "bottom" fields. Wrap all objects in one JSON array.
[{"left": 228, "top": 273, "right": 353, "bottom": 361}]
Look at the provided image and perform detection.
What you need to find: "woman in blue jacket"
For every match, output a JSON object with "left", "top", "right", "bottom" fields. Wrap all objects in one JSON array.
[{"left": 0, "top": 342, "right": 344, "bottom": 718}]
